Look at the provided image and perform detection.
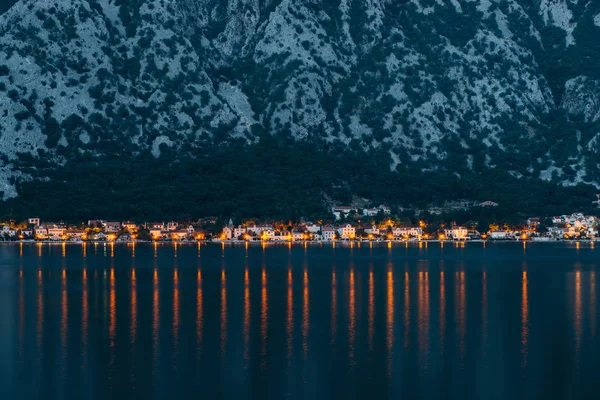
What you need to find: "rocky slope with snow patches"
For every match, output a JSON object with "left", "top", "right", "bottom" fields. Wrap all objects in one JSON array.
[{"left": 0, "top": 0, "right": 600, "bottom": 198}]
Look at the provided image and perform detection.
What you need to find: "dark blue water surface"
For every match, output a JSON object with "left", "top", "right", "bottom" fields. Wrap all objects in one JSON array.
[{"left": 1, "top": 241, "right": 599, "bottom": 399}]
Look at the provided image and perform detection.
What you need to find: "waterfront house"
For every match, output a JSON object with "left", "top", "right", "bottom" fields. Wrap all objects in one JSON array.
[
  {"left": 547, "top": 227, "right": 564, "bottom": 238},
  {"left": 262, "top": 229, "right": 276, "bottom": 240},
  {"left": 451, "top": 226, "right": 468, "bottom": 240},
  {"left": 105, "top": 222, "right": 121, "bottom": 233},
  {"left": 322, "top": 226, "right": 336, "bottom": 241},
  {"left": 34, "top": 226, "right": 48, "bottom": 238},
  {"left": 222, "top": 227, "right": 232, "bottom": 240},
  {"left": 246, "top": 225, "right": 274, "bottom": 235},
  {"left": 527, "top": 217, "right": 541, "bottom": 230},
  {"left": 20, "top": 229, "right": 33, "bottom": 238},
  {"left": 145, "top": 222, "right": 165, "bottom": 230},
  {"left": 122, "top": 221, "right": 137, "bottom": 232},
  {"left": 467, "top": 231, "right": 481, "bottom": 240},
  {"left": 117, "top": 233, "right": 132, "bottom": 242},
  {"left": 28, "top": 217, "right": 40, "bottom": 226},
  {"left": 364, "top": 225, "right": 380, "bottom": 236},
  {"left": 48, "top": 226, "right": 66, "bottom": 240},
  {"left": 66, "top": 230, "right": 87, "bottom": 240},
  {"left": 306, "top": 224, "right": 321, "bottom": 233},
  {"left": 2, "top": 225, "right": 16, "bottom": 237},
  {"left": 337, "top": 224, "right": 356, "bottom": 239},
  {"left": 167, "top": 221, "right": 179, "bottom": 231},
  {"left": 292, "top": 231, "right": 306, "bottom": 241},
  {"left": 171, "top": 230, "right": 188, "bottom": 240},
  {"left": 149, "top": 228, "right": 163, "bottom": 239},
  {"left": 272, "top": 231, "right": 291, "bottom": 242},
  {"left": 393, "top": 227, "right": 423, "bottom": 239},
  {"left": 193, "top": 229, "right": 207, "bottom": 240},
  {"left": 564, "top": 227, "right": 580, "bottom": 238},
  {"left": 489, "top": 231, "right": 510, "bottom": 240},
  {"left": 233, "top": 226, "right": 247, "bottom": 239},
  {"left": 91, "top": 232, "right": 107, "bottom": 241}
]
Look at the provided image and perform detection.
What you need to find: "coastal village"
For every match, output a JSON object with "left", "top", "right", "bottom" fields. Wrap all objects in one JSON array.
[{"left": 2, "top": 201, "right": 599, "bottom": 242}]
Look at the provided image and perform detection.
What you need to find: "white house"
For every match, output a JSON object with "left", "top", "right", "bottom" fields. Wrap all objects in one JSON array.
[
  {"left": 66, "top": 230, "right": 87, "bottom": 240},
  {"left": 171, "top": 230, "right": 188, "bottom": 240},
  {"left": 233, "top": 226, "right": 247, "bottom": 239},
  {"left": 28, "top": 217, "right": 40, "bottom": 226},
  {"left": 91, "top": 232, "right": 107, "bottom": 241},
  {"left": 20, "top": 229, "right": 33, "bottom": 237},
  {"left": 35, "top": 226, "right": 48, "bottom": 238},
  {"left": 364, "top": 225, "right": 380, "bottom": 236},
  {"left": 293, "top": 232, "right": 305, "bottom": 241},
  {"left": 363, "top": 208, "right": 379, "bottom": 217},
  {"left": 489, "top": 231, "right": 509, "bottom": 240},
  {"left": 306, "top": 224, "right": 321, "bottom": 233},
  {"left": 393, "top": 227, "right": 423, "bottom": 238},
  {"left": 378, "top": 205, "right": 391, "bottom": 215},
  {"left": 450, "top": 226, "right": 468, "bottom": 240},
  {"left": 222, "top": 227, "right": 232, "bottom": 240},
  {"left": 564, "top": 227, "right": 581, "bottom": 238},
  {"left": 122, "top": 221, "right": 137, "bottom": 232},
  {"left": 104, "top": 222, "right": 121, "bottom": 233},
  {"left": 1, "top": 225, "right": 15, "bottom": 237},
  {"left": 262, "top": 229, "right": 276, "bottom": 240},
  {"left": 88, "top": 220, "right": 106, "bottom": 228},
  {"left": 337, "top": 224, "right": 356, "bottom": 239},
  {"left": 332, "top": 206, "right": 356, "bottom": 221},
  {"left": 167, "top": 221, "right": 179, "bottom": 231},
  {"left": 247, "top": 225, "right": 274, "bottom": 235},
  {"left": 547, "top": 227, "right": 564, "bottom": 238},
  {"left": 322, "top": 226, "right": 336, "bottom": 241},
  {"left": 48, "top": 227, "right": 66, "bottom": 239},
  {"left": 149, "top": 228, "right": 163, "bottom": 238},
  {"left": 527, "top": 218, "right": 541, "bottom": 230}
]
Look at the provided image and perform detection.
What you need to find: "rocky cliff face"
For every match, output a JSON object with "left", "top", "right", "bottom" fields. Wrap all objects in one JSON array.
[{"left": 0, "top": 0, "right": 599, "bottom": 199}]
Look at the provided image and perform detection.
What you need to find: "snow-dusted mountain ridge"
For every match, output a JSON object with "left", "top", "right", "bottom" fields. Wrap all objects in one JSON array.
[{"left": 1, "top": 0, "right": 600, "bottom": 199}]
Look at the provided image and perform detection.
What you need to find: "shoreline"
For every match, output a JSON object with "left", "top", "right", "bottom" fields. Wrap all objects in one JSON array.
[{"left": 4, "top": 238, "right": 598, "bottom": 245}]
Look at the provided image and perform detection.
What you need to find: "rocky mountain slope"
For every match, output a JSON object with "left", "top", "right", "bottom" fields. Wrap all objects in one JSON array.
[{"left": 0, "top": 0, "right": 600, "bottom": 207}]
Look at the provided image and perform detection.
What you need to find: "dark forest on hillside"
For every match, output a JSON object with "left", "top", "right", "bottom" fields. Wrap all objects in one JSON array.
[{"left": 0, "top": 136, "right": 596, "bottom": 223}]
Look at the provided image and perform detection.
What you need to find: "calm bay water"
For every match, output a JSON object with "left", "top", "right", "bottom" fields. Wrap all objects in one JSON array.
[{"left": 1, "top": 241, "right": 599, "bottom": 399}]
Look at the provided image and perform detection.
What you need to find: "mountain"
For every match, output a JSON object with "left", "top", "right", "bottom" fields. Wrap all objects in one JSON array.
[{"left": 0, "top": 0, "right": 599, "bottom": 220}]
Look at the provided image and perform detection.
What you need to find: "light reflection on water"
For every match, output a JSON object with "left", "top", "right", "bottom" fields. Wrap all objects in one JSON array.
[
  {"left": 521, "top": 267, "right": 529, "bottom": 370},
  {"left": 3, "top": 242, "right": 600, "bottom": 400}
]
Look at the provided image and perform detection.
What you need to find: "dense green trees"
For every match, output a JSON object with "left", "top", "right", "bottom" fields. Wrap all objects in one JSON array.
[{"left": 0, "top": 135, "right": 596, "bottom": 224}]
